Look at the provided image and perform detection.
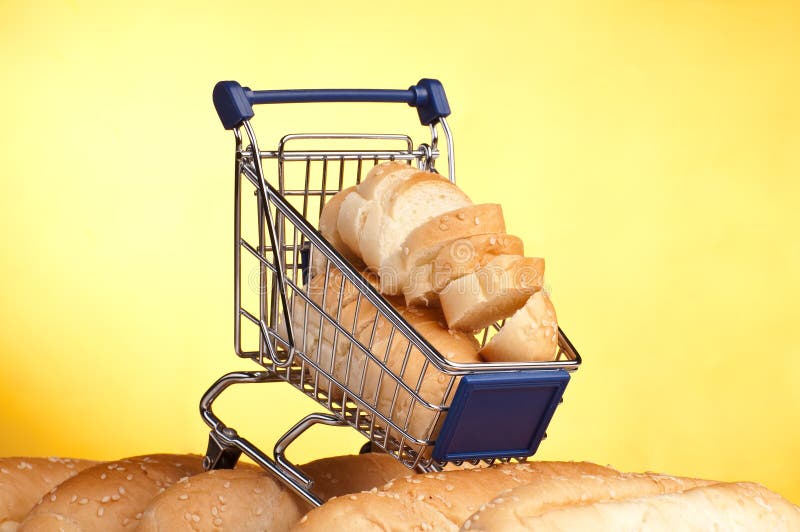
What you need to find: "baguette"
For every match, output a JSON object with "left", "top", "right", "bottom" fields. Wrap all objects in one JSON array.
[
  {"left": 481, "top": 481, "right": 800, "bottom": 531},
  {"left": 439, "top": 255, "right": 544, "bottom": 332},
  {"left": 292, "top": 461, "right": 621, "bottom": 531},
  {"left": 461, "top": 471, "right": 716, "bottom": 530},
  {"left": 480, "top": 290, "right": 558, "bottom": 362},
  {"left": 17, "top": 454, "right": 203, "bottom": 531},
  {"left": 0, "top": 457, "right": 98, "bottom": 531}
]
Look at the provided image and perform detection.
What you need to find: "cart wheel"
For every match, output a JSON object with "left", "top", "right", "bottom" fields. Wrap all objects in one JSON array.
[
  {"left": 358, "top": 441, "right": 373, "bottom": 455},
  {"left": 203, "top": 431, "right": 242, "bottom": 470}
]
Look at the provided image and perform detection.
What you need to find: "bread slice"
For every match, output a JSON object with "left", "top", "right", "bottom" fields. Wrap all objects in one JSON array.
[
  {"left": 432, "top": 233, "right": 524, "bottom": 292},
  {"left": 480, "top": 290, "right": 558, "bottom": 362},
  {"left": 439, "top": 255, "right": 544, "bottom": 332},
  {"left": 357, "top": 161, "right": 418, "bottom": 201},
  {"left": 385, "top": 203, "right": 505, "bottom": 300},
  {"left": 361, "top": 173, "right": 471, "bottom": 287},
  {"left": 403, "top": 228, "right": 521, "bottom": 308},
  {"left": 311, "top": 185, "right": 365, "bottom": 276},
  {"left": 337, "top": 164, "right": 436, "bottom": 269},
  {"left": 336, "top": 190, "right": 370, "bottom": 258}
]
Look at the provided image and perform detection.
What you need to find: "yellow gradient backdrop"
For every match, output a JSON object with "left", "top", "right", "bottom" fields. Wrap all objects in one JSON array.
[{"left": 1, "top": 0, "right": 798, "bottom": 503}]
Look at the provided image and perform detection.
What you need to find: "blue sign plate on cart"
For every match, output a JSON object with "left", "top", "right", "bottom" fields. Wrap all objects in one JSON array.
[{"left": 432, "top": 370, "right": 570, "bottom": 462}]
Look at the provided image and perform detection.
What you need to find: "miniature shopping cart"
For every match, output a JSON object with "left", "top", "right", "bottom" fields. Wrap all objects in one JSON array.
[{"left": 201, "top": 79, "right": 582, "bottom": 506}]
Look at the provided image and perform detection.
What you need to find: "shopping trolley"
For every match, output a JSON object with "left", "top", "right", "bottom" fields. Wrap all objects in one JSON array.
[{"left": 201, "top": 78, "right": 582, "bottom": 506}]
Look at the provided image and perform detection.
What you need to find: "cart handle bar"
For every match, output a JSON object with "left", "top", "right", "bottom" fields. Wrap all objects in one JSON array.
[{"left": 213, "top": 79, "right": 451, "bottom": 130}]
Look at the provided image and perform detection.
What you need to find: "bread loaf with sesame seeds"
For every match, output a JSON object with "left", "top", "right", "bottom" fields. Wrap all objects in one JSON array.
[
  {"left": 301, "top": 453, "right": 413, "bottom": 502},
  {"left": 292, "top": 461, "right": 620, "bottom": 531},
  {"left": 135, "top": 453, "right": 414, "bottom": 532},
  {"left": 136, "top": 466, "right": 303, "bottom": 532},
  {"left": 0, "top": 457, "right": 98, "bottom": 531},
  {"left": 293, "top": 461, "right": 774, "bottom": 532},
  {"left": 459, "top": 470, "right": 716, "bottom": 530},
  {"left": 463, "top": 481, "right": 800, "bottom": 531},
  {"left": 16, "top": 454, "right": 202, "bottom": 531}
]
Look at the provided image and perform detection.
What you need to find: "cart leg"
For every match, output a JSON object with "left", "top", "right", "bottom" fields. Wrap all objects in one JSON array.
[{"left": 203, "top": 431, "right": 243, "bottom": 470}]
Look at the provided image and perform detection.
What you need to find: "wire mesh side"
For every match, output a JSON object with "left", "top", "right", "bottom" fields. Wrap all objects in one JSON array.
[{"left": 234, "top": 135, "right": 580, "bottom": 469}]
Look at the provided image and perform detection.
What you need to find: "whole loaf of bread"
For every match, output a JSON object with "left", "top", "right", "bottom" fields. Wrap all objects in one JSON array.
[
  {"left": 0, "top": 457, "right": 98, "bottom": 531},
  {"left": 467, "top": 481, "right": 800, "bottom": 531}
]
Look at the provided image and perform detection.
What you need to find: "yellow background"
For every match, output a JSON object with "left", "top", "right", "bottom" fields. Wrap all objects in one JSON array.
[{"left": 1, "top": 0, "right": 799, "bottom": 504}]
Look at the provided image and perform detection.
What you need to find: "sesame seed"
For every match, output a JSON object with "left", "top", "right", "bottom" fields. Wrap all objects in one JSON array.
[
  {"left": 50, "top": 494, "right": 57, "bottom": 502},
  {"left": 79, "top": 498, "right": 88, "bottom": 505},
  {"left": 253, "top": 487, "right": 263, "bottom": 494},
  {"left": 70, "top": 495, "right": 77, "bottom": 503},
  {"left": 463, "top": 520, "right": 472, "bottom": 529},
  {"left": 220, "top": 505, "right": 228, "bottom": 512},
  {"left": 100, "top": 473, "right": 107, "bottom": 480},
  {"left": 214, "top": 518, "right": 223, "bottom": 526},
  {"left": 474, "top": 217, "right": 480, "bottom": 225},
  {"left": 445, "top": 485, "right": 454, "bottom": 491},
  {"left": 184, "top": 512, "right": 191, "bottom": 521},
  {"left": 255, "top": 508, "right": 263, "bottom": 516},
  {"left": 439, "top": 224, "right": 448, "bottom": 230},
  {"left": 126, "top": 474, "right": 133, "bottom": 481},
  {"left": 178, "top": 494, "right": 189, "bottom": 500},
  {"left": 0, "top": 468, "right": 8, "bottom": 474},
  {"left": 66, "top": 463, "right": 75, "bottom": 469},
  {"left": 101, "top": 496, "right": 110, "bottom": 503},
  {"left": 416, "top": 494, "right": 425, "bottom": 501},
  {"left": 119, "top": 487, "right": 126, "bottom": 495},
  {"left": 122, "top": 518, "right": 130, "bottom": 526},
  {"left": 224, "top": 481, "right": 231, "bottom": 489},
  {"left": 108, "top": 464, "right": 118, "bottom": 470},
  {"left": 211, "top": 507, "right": 219, "bottom": 516},
  {"left": 349, "top": 495, "right": 358, "bottom": 500},
  {"left": 135, "top": 513, "right": 143, "bottom": 519},
  {"left": 218, "top": 495, "right": 225, "bottom": 503},
  {"left": 111, "top": 494, "right": 120, "bottom": 501},
  {"left": 18, "top": 462, "right": 33, "bottom": 470},
  {"left": 97, "top": 507, "right": 104, "bottom": 517},
  {"left": 191, "top": 514, "right": 200, "bottom": 522}
]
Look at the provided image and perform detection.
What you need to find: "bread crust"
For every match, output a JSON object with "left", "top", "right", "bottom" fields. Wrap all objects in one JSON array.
[
  {"left": 17, "top": 454, "right": 203, "bottom": 532},
  {"left": 439, "top": 255, "right": 544, "bottom": 332},
  {"left": 0, "top": 457, "right": 98, "bottom": 529},
  {"left": 432, "top": 234, "right": 525, "bottom": 292},
  {"left": 479, "top": 291, "right": 558, "bottom": 362}
]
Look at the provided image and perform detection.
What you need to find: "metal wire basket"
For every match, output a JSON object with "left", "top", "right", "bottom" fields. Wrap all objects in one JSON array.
[{"left": 200, "top": 79, "right": 582, "bottom": 506}]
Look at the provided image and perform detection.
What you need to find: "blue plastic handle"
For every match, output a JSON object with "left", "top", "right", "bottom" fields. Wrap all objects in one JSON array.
[{"left": 213, "top": 79, "right": 450, "bottom": 130}]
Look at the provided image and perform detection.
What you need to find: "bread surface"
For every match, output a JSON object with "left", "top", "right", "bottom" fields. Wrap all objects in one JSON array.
[
  {"left": 0, "top": 457, "right": 98, "bottom": 531},
  {"left": 17, "top": 454, "right": 203, "bottom": 532},
  {"left": 480, "top": 290, "right": 558, "bottom": 362}
]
